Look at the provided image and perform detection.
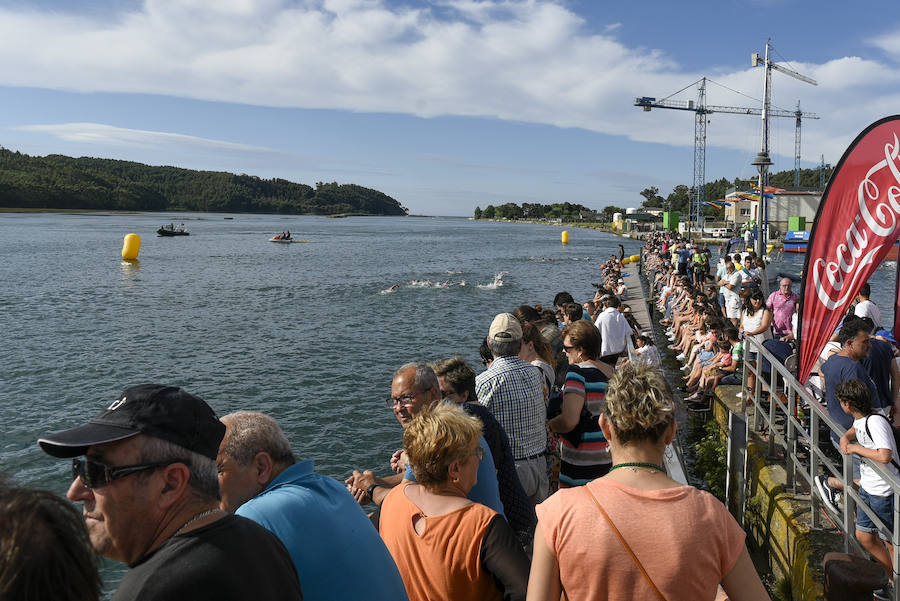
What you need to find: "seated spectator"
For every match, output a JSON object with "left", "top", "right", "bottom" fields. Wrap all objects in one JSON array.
[
  {"left": 528, "top": 362, "right": 770, "bottom": 601},
  {"left": 562, "top": 303, "right": 583, "bottom": 326},
  {"left": 217, "top": 411, "right": 409, "bottom": 601},
  {"left": 378, "top": 402, "right": 529, "bottom": 601},
  {"left": 0, "top": 485, "right": 101, "bottom": 601}
]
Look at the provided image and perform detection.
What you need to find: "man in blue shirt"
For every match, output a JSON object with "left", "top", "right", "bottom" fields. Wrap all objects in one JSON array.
[
  {"left": 218, "top": 411, "right": 409, "bottom": 601},
  {"left": 345, "top": 363, "right": 504, "bottom": 516}
]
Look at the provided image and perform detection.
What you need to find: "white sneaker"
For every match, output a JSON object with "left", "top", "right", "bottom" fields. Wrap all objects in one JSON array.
[
  {"left": 676, "top": 353, "right": 686, "bottom": 361},
  {"left": 681, "top": 364, "right": 691, "bottom": 372}
]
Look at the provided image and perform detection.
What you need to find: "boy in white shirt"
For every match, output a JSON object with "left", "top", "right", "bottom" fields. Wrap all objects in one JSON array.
[{"left": 837, "top": 378, "right": 899, "bottom": 592}]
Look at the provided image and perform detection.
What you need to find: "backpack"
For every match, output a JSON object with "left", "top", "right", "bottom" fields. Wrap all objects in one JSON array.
[{"left": 863, "top": 413, "right": 900, "bottom": 471}]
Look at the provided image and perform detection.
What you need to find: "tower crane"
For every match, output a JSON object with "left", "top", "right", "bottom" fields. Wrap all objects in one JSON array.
[{"left": 634, "top": 77, "right": 818, "bottom": 234}]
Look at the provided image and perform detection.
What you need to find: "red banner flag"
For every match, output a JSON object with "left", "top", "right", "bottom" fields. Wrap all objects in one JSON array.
[{"left": 798, "top": 116, "right": 900, "bottom": 383}]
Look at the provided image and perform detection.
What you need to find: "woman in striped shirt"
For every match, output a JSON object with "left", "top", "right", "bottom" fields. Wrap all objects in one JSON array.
[{"left": 546, "top": 320, "right": 615, "bottom": 488}]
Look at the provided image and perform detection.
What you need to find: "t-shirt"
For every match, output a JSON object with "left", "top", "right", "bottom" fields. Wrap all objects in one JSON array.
[
  {"left": 536, "top": 478, "right": 745, "bottom": 601},
  {"left": 113, "top": 514, "right": 302, "bottom": 601},
  {"left": 855, "top": 414, "right": 900, "bottom": 497},
  {"left": 821, "top": 354, "right": 879, "bottom": 439},
  {"left": 235, "top": 461, "right": 408, "bottom": 601},
  {"left": 558, "top": 363, "right": 610, "bottom": 488},
  {"left": 855, "top": 300, "right": 883, "bottom": 331},
  {"left": 863, "top": 338, "right": 895, "bottom": 411},
  {"left": 721, "top": 271, "right": 743, "bottom": 306}
]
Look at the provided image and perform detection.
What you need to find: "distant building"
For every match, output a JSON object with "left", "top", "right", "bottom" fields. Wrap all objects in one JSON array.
[{"left": 723, "top": 188, "right": 821, "bottom": 234}]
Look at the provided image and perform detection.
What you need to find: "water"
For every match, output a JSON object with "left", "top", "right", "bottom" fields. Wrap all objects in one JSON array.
[{"left": 1, "top": 213, "right": 642, "bottom": 490}]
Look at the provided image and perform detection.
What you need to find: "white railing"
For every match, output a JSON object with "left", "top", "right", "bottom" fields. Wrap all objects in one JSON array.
[{"left": 740, "top": 336, "right": 900, "bottom": 597}]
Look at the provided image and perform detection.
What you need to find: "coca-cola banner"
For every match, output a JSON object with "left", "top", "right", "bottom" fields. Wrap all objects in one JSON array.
[{"left": 799, "top": 116, "right": 900, "bottom": 383}]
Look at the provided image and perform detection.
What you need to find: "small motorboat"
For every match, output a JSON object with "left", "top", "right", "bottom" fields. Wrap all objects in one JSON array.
[
  {"left": 269, "top": 236, "right": 293, "bottom": 243},
  {"left": 158, "top": 224, "right": 189, "bottom": 236}
]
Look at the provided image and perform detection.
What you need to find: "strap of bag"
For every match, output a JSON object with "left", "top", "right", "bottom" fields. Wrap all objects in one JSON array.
[
  {"left": 584, "top": 485, "right": 667, "bottom": 601},
  {"left": 863, "top": 414, "right": 900, "bottom": 471}
]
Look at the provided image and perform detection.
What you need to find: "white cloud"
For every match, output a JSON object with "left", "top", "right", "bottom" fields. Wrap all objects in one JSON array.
[
  {"left": 0, "top": 0, "right": 897, "bottom": 167},
  {"left": 15, "top": 122, "right": 279, "bottom": 154}
]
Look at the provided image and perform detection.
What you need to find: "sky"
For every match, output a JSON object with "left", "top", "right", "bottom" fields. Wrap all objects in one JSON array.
[{"left": 1, "top": 0, "right": 899, "bottom": 216}]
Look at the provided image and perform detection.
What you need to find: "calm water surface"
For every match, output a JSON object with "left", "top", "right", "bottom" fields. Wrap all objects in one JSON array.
[{"left": 2, "top": 212, "right": 896, "bottom": 592}]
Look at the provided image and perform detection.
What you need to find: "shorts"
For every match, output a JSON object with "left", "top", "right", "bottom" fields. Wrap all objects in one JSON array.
[
  {"left": 857, "top": 487, "right": 894, "bottom": 541},
  {"left": 718, "top": 293, "right": 726, "bottom": 307},
  {"left": 515, "top": 455, "right": 549, "bottom": 505},
  {"left": 725, "top": 299, "right": 742, "bottom": 319},
  {"left": 719, "top": 374, "right": 742, "bottom": 386},
  {"left": 698, "top": 351, "right": 715, "bottom": 365}
]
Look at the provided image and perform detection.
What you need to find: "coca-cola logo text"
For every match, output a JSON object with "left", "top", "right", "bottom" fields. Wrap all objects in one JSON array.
[{"left": 811, "top": 133, "right": 900, "bottom": 309}]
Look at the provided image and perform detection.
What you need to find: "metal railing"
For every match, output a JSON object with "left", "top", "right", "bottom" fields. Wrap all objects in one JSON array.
[{"left": 739, "top": 336, "right": 900, "bottom": 597}]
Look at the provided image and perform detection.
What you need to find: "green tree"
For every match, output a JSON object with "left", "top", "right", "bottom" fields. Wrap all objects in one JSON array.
[
  {"left": 474, "top": 206, "right": 482, "bottom": 219},
  {"left": 601, "top": 205, "right": 625, "bottom": 222},
  {"left": 639, "top": 187, "right": 664, "bottom": 208},
  {"left": 482, "top": 204, "right": 496, "bottom": 219}
]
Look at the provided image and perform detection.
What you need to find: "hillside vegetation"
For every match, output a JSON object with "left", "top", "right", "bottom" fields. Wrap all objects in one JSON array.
[{"left": 0, "top": 149, "right": 407, "bottom": 216}]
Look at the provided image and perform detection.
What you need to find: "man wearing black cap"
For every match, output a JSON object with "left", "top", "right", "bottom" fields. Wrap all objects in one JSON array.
[{"left": 38, "top": 384, "right": 302, "bottom": 601}]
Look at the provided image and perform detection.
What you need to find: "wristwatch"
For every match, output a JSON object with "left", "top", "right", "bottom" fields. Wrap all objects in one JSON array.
[{"left": 366, "top": 483, "right": 380, "bottom": 503}]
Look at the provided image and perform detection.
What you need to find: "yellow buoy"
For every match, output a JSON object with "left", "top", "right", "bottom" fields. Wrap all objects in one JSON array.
[
  {"left": 122, "top": 233, "right": 141, "bottom": 260},
  {"left": 561, "top": 230, "right": 569, "bottom": 244},
  {"left": 629, "top": 254, "right": 640, "bottom": 263},
  {"left": 766, "top": 243, "right": 775, "bottom": 254}
]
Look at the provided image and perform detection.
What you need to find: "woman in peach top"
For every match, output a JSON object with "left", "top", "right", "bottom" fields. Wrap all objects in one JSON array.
[{"left": 527, "top": 362, "right": 770, "bottom": 601}]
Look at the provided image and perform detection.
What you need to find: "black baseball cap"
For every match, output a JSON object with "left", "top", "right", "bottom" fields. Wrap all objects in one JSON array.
[{"left": 37, "top": 384, "right": 225, "bottom": 460}]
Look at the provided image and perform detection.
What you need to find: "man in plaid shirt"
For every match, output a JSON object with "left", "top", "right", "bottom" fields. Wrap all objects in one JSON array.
[{"left": 476, "top": 313, "right": 549, "bottom": 504}]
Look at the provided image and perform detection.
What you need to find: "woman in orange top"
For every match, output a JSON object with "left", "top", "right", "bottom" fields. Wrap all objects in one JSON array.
[
  {"left": 528, "top": 362, "right": 770, "bottom": 601},
  {"left": 378, "top": 402, "right": 529, "bottom": 601}
]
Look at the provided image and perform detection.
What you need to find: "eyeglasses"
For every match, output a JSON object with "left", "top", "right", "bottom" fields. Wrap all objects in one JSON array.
[
  {"left": 72, "top": 457, "right": 182, "bottom": 490},
  {"left": 472, "top": 446, "right": 485, "bottom": 462},
  {"left": 385, "top": 391, "right": 423, "bottom": 408},
  {"left": 563, "top": 344, "right": 577, "bottom": 351}
]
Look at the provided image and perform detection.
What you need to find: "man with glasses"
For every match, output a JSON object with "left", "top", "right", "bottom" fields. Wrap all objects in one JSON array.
[
  {"left": 345, "top": 363, "right": 503, "bottom": 515},
  {"left": 37, "top": 384, "right": 302, "bottom": 601},
  {"left": 217, "top": 411, "right": 408, "bottom": 601}
]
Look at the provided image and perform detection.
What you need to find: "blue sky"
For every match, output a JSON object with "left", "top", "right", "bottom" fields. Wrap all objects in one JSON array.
[{"left": 1, "top": 0, "right": 898, "bottom": 215}]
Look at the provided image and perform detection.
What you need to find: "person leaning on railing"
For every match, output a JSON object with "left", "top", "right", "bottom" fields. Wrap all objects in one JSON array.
[{"left": 527, "top": 362, "right": 770, "bottom": 601}]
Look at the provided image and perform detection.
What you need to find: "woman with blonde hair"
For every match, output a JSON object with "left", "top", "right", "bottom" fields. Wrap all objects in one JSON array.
[
  {"left": 528, "top": 362, "right": 770, "bottom": 601},
  {"left": 547, "top": 320, "right": 614, "bottom": 488},
  {"left": 378, "top": 402, "right": 529, "bottom": 601}
]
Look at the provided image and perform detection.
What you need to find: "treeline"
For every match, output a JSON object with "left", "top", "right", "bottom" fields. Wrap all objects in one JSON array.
[
  {"left": 471, "top": 167, "right": 831, "bottom": 222},
  {"left": 0, "top": 148, "right": 408, "bottom": 216},
  {"left": 638, "top": 167, "right": 832, "bottom": 214},
  {"left": 473, "top": 202, "right": 601, "bottom": 221}
]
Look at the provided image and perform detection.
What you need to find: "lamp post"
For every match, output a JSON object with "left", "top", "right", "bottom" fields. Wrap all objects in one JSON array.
[{"left": 752, "top": 151, "right": 773, "bottom": 258}]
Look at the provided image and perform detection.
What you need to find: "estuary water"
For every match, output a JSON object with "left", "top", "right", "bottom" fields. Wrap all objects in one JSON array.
[{"left": 1, "top": 212, "right": 643, "bottom": 492}]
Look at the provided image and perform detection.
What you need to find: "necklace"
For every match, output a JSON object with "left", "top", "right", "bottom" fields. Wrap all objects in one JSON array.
[
  {"left": 608, "top": 461, "right": 666, "bottom": 474},
  {"left": 173, "top": 507, "right": 221, "bottom": 537}
]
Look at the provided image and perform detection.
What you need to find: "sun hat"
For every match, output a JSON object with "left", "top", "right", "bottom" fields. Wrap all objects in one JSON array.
[{"left": 38, "top": 384, "right": 225, "bottom": 460}]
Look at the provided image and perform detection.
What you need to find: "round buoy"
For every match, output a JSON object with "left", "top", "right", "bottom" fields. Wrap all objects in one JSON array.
[
  {"left": 629, "top": 254, "right": 640, "bottom": 264},
  {"left": 561, "top": 230, "right": 569, "bottom": 244},
  {"left": 122, "top": 233, "right": 140, "bottom": 260}
]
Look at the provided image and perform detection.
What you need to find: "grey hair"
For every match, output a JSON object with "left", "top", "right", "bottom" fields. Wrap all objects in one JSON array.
[
  {"left": 395, "top": 362, "right": 439, "bottom": 393},
  {"left": 220, "top": 411, "right": 296, "bottom": 467},
  {"left": 488, "top": 338, "right": 522, "bottom": 358},
  {"left": 139, "top": 436, "right": 220, "bottom": 502}
]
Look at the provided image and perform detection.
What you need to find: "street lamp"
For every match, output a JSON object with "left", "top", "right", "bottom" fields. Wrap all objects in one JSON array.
[{"left": 751, "top": 150, "right": 773, "bottom": 257}]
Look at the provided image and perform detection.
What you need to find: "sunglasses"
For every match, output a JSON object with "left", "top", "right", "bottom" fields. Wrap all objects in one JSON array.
[{"left": 72, "top": 457, "right": 182, "bottom": 490}]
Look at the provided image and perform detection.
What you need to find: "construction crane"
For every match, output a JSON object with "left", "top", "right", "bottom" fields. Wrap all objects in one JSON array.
[
  {"left": 634, "top": 77, "right": 818, "bottom": 234},
  {"left": 751, "top": 39, "right": 817, "bottom": 258}
]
